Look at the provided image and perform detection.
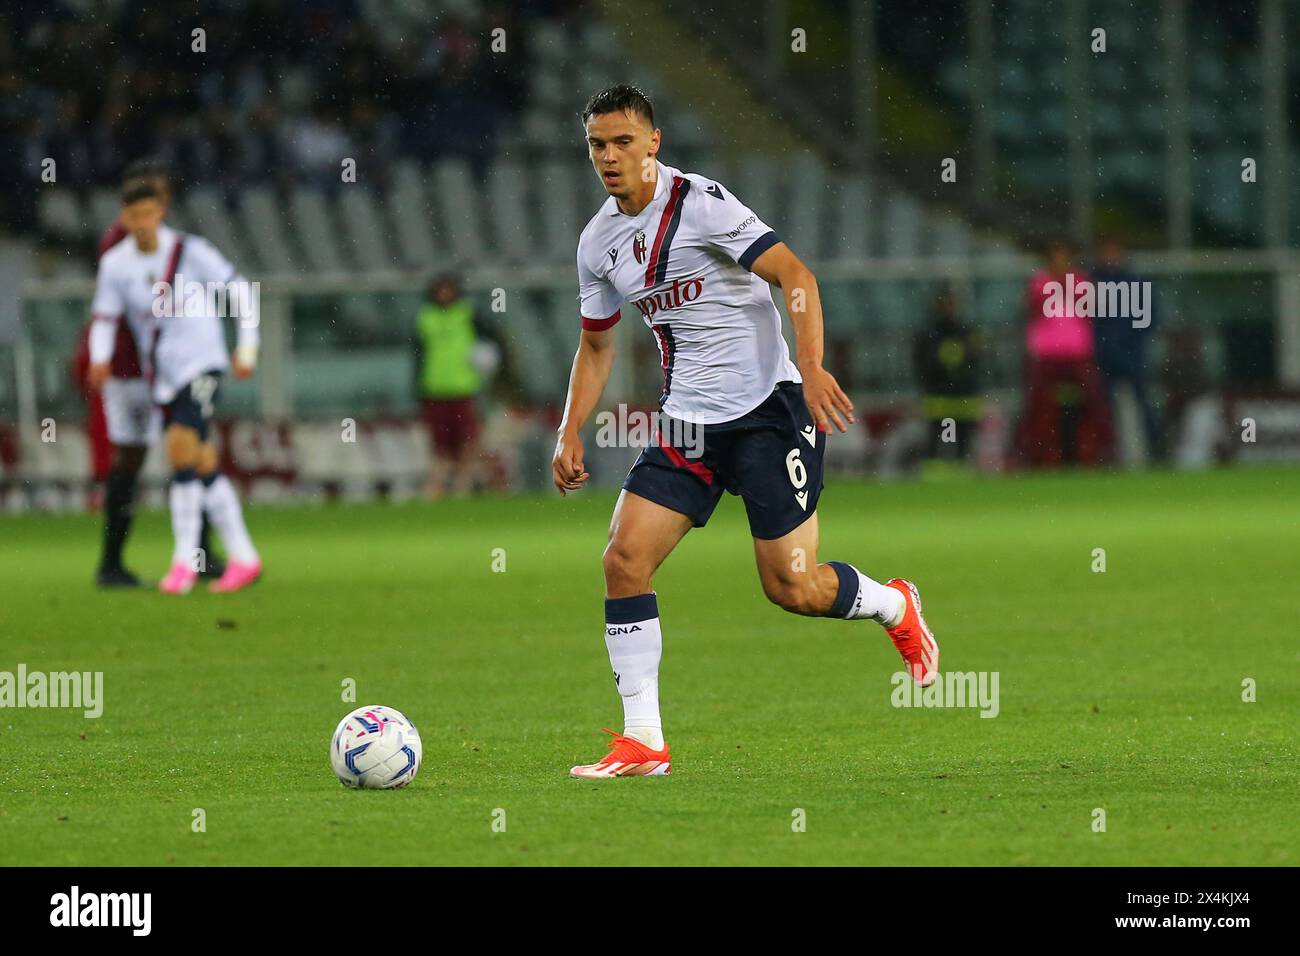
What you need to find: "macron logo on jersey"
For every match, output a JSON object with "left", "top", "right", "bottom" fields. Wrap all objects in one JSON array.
[{"left": 633, "top": 275, "right": 706, "bottom": 321}]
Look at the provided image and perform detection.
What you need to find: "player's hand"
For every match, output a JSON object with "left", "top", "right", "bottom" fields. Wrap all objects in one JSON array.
[
  {"left": 87, "top": 362, "right": 111, "bottom": 391},
  {"left": 552, "top": 429, "right": 589, "bottom": 496},
  {"left": 233, "top": 361, "right": 255, "bottom": 380},
  {"left": 800, "top": 364, "right": 855, "bottom": 433}
]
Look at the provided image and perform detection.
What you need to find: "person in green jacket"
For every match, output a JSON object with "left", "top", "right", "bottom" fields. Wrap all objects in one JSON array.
[{"left": 417, "top": 274, "right": 484, "bottom": 499}]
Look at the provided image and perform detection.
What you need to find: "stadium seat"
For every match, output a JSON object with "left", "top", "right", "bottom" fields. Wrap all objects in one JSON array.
[
  {"left": 337, "top": 188, "right": 397, "bottom": 272},
  {"left": 187, "top": 188, "right": 256, "bottom": 272},
  {"left": 291, "top": 189, "right": 347, "bottom": 273},
  {"left": 390, "top": 160, "right": 445, "bottom": 270},
  {"left": 242, "top": 187, "right": 299, "bottom": 272},
  {"left": 89, "top": 189, "right": 120, "bottom": 239},
  {"left": 485, "top": 161, "right": 534, "bottom": 264},
  {"left": 430, "top": 159, "right": 487, "bottom": 266},
  {"left": 538, "top": 161, "right": 579, "bottom": 264},
  {"left": 37, "top": 190, "right": 87, "bottom": 241}
]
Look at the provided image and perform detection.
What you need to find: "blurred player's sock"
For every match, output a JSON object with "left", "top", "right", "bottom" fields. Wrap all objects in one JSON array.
[
  {"left": 604, "top": 593, "right": 663, "bottom": 750},
  {"left": 169, "top": 470, "right": 204, "bottom": 565},
  {"left": 202, "top": 472, "right": 258, "bottom": 564},
  {"left": 99, "top": 466, "right": 137, "bottom": 572},
  {"left": 825, "top": 561, "right": 906, "bottom": 626},
  {"left": 197, "top": 515, "right": 225, "bottom": 578}
]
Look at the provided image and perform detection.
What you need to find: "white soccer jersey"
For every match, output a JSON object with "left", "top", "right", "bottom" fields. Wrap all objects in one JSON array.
[
  {"left": 91, "top": 224, "right": 259, "bottom": 404},
  {"left": 576, "top": 160, "right": 799, "bottom": 424}
]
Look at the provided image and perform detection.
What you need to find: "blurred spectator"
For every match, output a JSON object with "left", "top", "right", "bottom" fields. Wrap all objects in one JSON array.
[
  {"left": 913, "top": 286, "right": 981, "bottom": 461},
  {"left": 1091, "top": 234, "right": 1165, "bottom": 463},
  {"left": 416, "top": 275, "right": 485, "bottom": 499},
  {"left": 1, "top": 2, "right": 525, "bottom": 230},
  {"left": 1015, "top": 239, "right": 1111, "bottom": 467}
]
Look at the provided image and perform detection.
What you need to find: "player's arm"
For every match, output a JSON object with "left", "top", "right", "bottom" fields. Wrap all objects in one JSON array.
[
  {"left": 195, "top": 238, "right": 259, "bottom": 378},
  {"left": 553, "top": 326, "right": 616, "bottom": 496},
  {"left": 87, "top": 264, "right": 125, "bottom": 391},
  {"left": 751, "top": 242, "right": 855, "bottom": 433},
  {"left": 229, "top": 275, "right": 260, "bottom": 379},
  {"left": 554, "top": 241, "right": 623, "bottom": 495}
]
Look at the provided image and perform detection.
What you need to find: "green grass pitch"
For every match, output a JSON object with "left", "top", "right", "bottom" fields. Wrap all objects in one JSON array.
[{"left": 1, "top": 466, "right": 1296, "bottom": 866}]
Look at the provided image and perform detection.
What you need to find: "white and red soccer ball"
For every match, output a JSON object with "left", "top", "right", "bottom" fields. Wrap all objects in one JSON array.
[{"left": 330, "top": 705, "right": 422, "bottom": 789}]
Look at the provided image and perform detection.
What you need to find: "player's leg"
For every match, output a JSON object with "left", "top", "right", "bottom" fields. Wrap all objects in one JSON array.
[
  {"left": 447, "top": 399, "right": 482, "bottom": 498},
  {"left": 571, "top": 435, "right": 718, "bottom": 779},
  {"left": 421, "top": 399, "right": 452, "bottom": 500},
  {"left": 752, "top": 512, "right": 937, "bottom": 685},
  {"left": 96, "top": 378, "right": 154, "bottom": 587},
  {"left": 739, "top": 381, "right": 938, "bottom": 685},
  {"left": 570, "top": 491, "right": 692, "bottom": 779},
  {"left": 195, "top": 439, "right": 261, "bottom": 593},
  {"left": 159, "top": 420, "right": 205, "bottom": 594}
]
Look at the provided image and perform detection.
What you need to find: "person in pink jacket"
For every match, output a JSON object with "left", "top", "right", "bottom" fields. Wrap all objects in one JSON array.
[{"left": 1015, "top": 239, "right": 1111, "bottom": 466}]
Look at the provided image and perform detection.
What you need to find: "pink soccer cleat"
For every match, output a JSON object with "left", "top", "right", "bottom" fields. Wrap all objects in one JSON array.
[
  {"left": 159, "top": 562, "right": 198, "bottom": 595},
  {"left": 209, "top": 560, "right": 262, "bottom": 593}
]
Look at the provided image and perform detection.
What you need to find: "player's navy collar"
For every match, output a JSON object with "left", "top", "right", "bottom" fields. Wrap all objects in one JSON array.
[{"left": 605, "top": 160, "right": 675, "bottom": 217}]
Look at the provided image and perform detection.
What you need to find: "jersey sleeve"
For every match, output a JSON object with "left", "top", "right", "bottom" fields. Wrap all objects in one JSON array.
[
  {"left": 691, "top": 179, "right": 782, "bottom": 271},
  {"left": 576, "top": 242, "right": 622, "bottom": 331},
  {"left": 90, "top": 260, "right": 125, "bottom": 321}
]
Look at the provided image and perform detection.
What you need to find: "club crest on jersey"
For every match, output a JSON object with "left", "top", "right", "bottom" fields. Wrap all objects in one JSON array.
[{"left": 632, "top": 230, "right": 647, "bottom": 264}]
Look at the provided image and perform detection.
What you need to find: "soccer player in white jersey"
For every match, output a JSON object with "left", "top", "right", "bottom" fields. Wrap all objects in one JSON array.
[
  {"left": 88, "top": 178, "right": 263, "bottom": 595},
  {"left": 555, "top": 86, "right": 940, "bottom": 778}
]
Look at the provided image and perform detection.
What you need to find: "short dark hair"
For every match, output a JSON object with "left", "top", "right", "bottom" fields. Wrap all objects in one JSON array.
[
  {"left": 581, "top": 84, "right": 655, "bottom": 128},
  {"left": 122, "top": 158, "right": 170, "bottom": 186},
  {"left": 120, "top": 177, "right": 163, "bottom": 205}
]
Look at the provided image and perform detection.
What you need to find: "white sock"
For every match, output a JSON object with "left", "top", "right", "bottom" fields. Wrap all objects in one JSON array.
[
  {"left": 203, "top": 473, "right": 259, "bottom": 564},
  {"left": 828, "top": 561, "right": 905, "bottom": 626},
  {"left": 604, "top": 593, "right": 664, "bottom": 750},
  {"left": 169, "top": 475, "right": 204, "bottom": 566}
]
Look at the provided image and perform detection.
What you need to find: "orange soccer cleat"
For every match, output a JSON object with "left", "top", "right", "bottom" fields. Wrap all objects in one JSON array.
[
  {"left": 570, "top": 729, "right": 671, "bottom": 779},
  {"left": 884, "top": 579, "right": 939, "bottom": 687}
]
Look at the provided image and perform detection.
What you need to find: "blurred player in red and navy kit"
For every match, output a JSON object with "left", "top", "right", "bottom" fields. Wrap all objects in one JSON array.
[
  {"left": 554, "top": 86, "right": 941, "bottom": 778},
  {"left": 72, "top": 160, "right": 223, "bottom": 588}
]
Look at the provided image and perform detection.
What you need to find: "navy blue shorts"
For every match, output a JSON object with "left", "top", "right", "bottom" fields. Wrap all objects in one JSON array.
[
  {"left": 622, "top": 381, "right": 826, "bottom": 540},
  {"left": 162, "top": 371, "right": 223, "bottom": 442}
]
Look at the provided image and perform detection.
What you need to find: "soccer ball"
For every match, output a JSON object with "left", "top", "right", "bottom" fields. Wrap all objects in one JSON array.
[{"left": 330, "top": 705, "right": 422, "bottom": 789}]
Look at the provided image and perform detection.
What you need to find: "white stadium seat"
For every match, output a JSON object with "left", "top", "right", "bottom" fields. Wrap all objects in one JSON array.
[
  {"left": 390, "top": 160, "right": 445, "bottom": 270},
  {"left": 186, "top": 187, "right": 257, "bottom": 272},
  {"left": 241, "top": 186, "right": 298, "bottom": 272},
  {"left": 431, "top": 159, "right": 487, "bottom": 266},
  {"left": 336, "top": 189, "right": 395, "bottom": 272},
  {"left": 485, "top": 161, "right": 533, "bottom": 264},
  {"left": 290, "top": 188, "right": 347, "bottom": 273}
]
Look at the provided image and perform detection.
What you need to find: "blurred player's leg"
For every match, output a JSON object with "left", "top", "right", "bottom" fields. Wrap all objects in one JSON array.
[
  {"left": 97, "top": 444, "right": 145, "bottom": 587},
  {"left": 197, "top": 440, "right": 261, "bottom": 593},
  {"left": 570, "top": 490, "right": 690, "bottom": 779},
  {"left": 96, "top": 378, "right": 156, "bottom": 588},
  {"left": 160, "top": 422, "right": 203, "bottom": 594}
]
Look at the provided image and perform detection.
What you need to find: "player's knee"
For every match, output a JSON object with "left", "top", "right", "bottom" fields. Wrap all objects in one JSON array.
[
  {"left": 762, "top": 574, "right": 821, "bottom": 616},
  {"left": 602, "top": 541, "right": 652, "bottom": 595}
]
